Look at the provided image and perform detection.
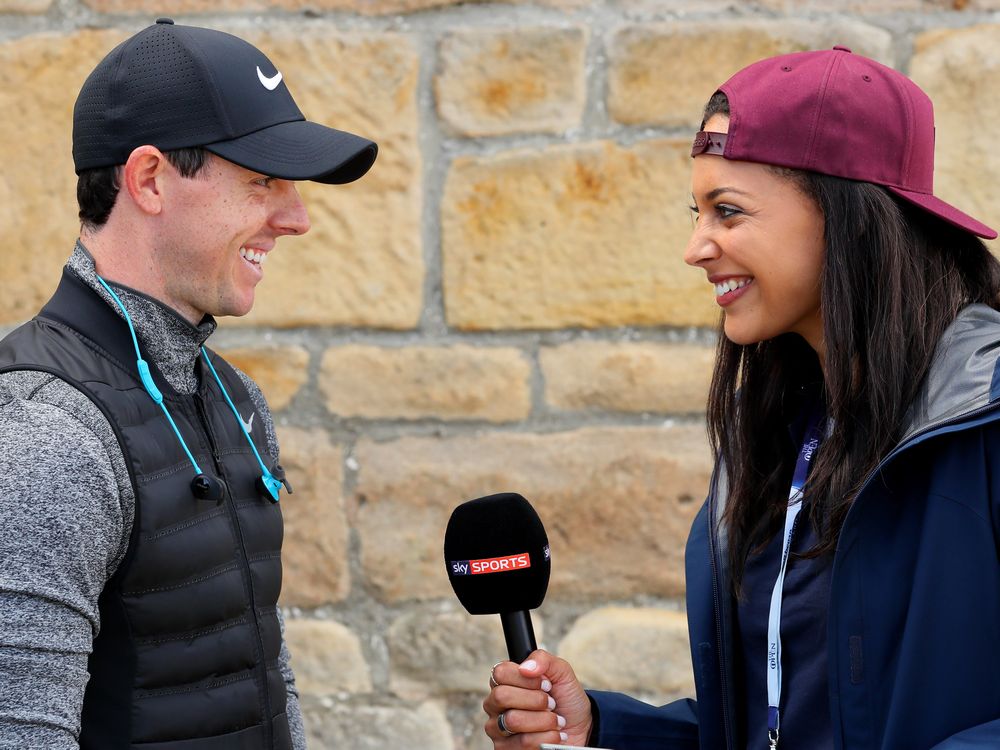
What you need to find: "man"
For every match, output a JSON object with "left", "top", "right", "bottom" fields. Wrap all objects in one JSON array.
[{"left": 0, "top": 19, "right": 377, "bottom": 749}]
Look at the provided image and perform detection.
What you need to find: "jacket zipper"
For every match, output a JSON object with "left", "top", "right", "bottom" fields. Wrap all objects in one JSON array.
[
  {"left": 707, "top": 470, "right": 736, "bottom": 750},
  {"left": 195, "top": 393, "right": 275, "bottom": 748},
  {"left": 828, "top": 399, "right": 1000, "bottom": 747},
  {"left": 704, "top": 401, "right": 1000, "bottom": 750}
]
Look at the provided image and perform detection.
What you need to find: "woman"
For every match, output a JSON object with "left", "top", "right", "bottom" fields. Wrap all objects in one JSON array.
[{"left": 483, "top": 47, "right": 1000, "bottom": 750}]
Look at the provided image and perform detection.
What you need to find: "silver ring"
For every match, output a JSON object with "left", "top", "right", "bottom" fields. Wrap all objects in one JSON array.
[
  {"left": 497, "top": 710, "right": 515, "bottom": 737},
  {"left": 489, "top": 661, "right": 503, "bottom": 689}
]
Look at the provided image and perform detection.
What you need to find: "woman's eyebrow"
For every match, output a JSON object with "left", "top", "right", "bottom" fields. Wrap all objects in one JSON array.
[{"left": 703, "top": 186, "right": 752, "bottom": 201}]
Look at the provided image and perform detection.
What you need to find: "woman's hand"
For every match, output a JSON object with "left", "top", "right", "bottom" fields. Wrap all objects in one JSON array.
[{"left": 483, "top": 649, "right": 593, "bottom": 748}]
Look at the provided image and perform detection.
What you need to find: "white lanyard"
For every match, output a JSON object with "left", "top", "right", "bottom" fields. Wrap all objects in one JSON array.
[{"left": 766, "top": 414, "right": 824, "bottom": 749}]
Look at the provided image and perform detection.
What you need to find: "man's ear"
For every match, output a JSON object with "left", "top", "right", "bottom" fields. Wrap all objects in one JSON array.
[{"left": 121, "top": 146, "right": 168, "bottom": 216}]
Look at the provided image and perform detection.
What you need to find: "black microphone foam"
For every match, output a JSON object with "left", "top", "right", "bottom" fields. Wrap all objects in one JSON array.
[{"left": 444, "top": 492, "right": 550, "bottom": 615}]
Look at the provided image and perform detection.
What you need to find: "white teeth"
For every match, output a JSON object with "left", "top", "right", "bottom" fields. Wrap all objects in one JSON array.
[
  {"left": 240, "top": 247, "right": 267, "bottom": 265},
  {"left": 714, "top": 278, "right": 752, "bottom": 296}
]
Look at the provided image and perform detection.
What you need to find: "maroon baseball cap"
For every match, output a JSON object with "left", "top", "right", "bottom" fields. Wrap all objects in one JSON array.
[{"left": 691, "top": 46, "right": 996, "bottom": 240}]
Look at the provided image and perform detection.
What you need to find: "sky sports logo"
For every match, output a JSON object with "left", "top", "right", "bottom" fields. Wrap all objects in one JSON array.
[{"left": 450, "top": 552, "right": 532, "bottom": 576}]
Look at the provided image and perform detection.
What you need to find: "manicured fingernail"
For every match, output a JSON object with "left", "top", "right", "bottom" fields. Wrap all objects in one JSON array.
[
  {"left": 541, "top": 678, "right": 552, "bottom": 692},
  {"left": 557, "top": 715, "right": 566, "bottom": 729},
  {"left": 521, "top": 659, "right": 537, "bottom": 671},
  {"left": 547, "top": 696, "right": 556, "bottom": 710},
  {"left": 560, "top": 732, "right": 569, "bottom": 742}
]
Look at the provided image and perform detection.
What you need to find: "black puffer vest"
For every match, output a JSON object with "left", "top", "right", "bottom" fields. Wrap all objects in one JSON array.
[{"left": 0, "top": 269, "right": 291, "bottom": 749}]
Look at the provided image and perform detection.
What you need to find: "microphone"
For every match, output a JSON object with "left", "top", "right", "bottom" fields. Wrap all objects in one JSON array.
[{"left": 444, "top": 492, "right": 551, "bottom": 663}]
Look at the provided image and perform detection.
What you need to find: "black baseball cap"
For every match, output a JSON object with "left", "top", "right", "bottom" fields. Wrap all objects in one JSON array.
[{"left": 72, "top": 18, "right": 378, "bottom": 184}]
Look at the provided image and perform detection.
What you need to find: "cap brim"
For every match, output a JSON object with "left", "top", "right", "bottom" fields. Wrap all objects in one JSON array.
[
  {"left": 204, "top": 119, "right": 377, "bottom": 184},
  {"left": 887, "top": 186, "right": 997, "bottom": 240}
]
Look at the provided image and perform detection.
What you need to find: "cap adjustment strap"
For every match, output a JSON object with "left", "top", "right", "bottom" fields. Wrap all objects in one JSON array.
[{"left": 691, "top": 131, "right": 728, "bottom": 157}]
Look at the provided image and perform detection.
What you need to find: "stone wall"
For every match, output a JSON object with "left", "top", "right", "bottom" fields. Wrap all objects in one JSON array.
[{"left": 2, "top": 1, "right": 997, "bottom": 747}]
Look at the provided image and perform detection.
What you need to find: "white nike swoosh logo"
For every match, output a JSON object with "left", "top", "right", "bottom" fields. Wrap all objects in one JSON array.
[
  {"left": 240, "top": 412, "right": 255, "bottom": 434},
  {"left": 257, "top": 66, "right": 283, "bottom": 91}
]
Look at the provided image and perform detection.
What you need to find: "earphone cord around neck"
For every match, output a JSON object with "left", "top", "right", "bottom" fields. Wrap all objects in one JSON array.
[
  {"left": 200, "top": 346, "right": 282, "bottom": 501},
  {"left": 95, "top": 274, "right": 282, "bottom": 502}
]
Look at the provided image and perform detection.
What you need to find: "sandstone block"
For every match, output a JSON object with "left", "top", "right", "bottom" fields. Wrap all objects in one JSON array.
[
  {"left": 0, "top": 0, "right": 51, "bottom": 11},
  {"left": 559, "top": 607, "right": 694, "bottom": 701},
  {"left": 354, "top": 426, "right": 713, "bottom": 603},
  {"left": 84, "top": 0, "right": 585, "bottom": 13},
  {"left": 217, "top": 28, "right": 423, "bottom": 329},
  {"left": 542, "top": 341, "right": 715, "bottom": 414},
  {"left": 82, "top": 0, "right": 266, "bottom": 9},
  {"left": 388, "top": 607, "right": 542, "bottom": 698},
  {"left": 216, "top": 345, "right": 309, "bottom": 412},
  {"left": 80, "top": 0, "right": 286, "bottom": 9},
  {"left": 301, "top": 699, "right": 454, "bottom": 750},
  {"left": 442, "top": 140, "right": 717, "bottom": 330},
  {"left": 277, "top": 428, "right": 350, "bottom": 607},
  {"left": 612, "top": 0, "right": 759, "bottom": 8},
  {"left": 435, "top": 27, "right": 588, "bottom": 137},
  {"left": 757, "top": 0, "right": 928, "bottom": 9},
  {"left": 319, "top": 345, "right": 531, "bottom": 422},
  {"left": 0, "top": 30, "right": 128, "bottom": 326},
  {"left": 911, "top": 26, "right": 1000, "bottom": 241},
  {"left": 607, "top": 21, "right": 892, "bottom": 127},
  {"left": 283, "top": 618, "right": 372, "bottom": 695}
]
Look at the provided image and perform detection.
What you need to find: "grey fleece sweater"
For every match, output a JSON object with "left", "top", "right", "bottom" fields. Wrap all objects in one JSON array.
[{"left": 0, "top": 244, "right": 306, "bottom": 749}]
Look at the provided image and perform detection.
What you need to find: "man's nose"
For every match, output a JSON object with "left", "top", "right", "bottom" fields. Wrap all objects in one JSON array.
[{"left": 271, "top": 181, "right": 311, "bottom": 236}]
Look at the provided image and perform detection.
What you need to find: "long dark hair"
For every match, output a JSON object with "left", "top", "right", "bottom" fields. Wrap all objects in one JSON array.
[{"left": 702, "top": 93, "right": 1000, "bottom": 588}]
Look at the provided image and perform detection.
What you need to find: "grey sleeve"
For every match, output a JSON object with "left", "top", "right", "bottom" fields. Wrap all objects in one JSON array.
[
  {"left": 278, "top": 609, "right": 307, "bottom": 750},
  {"left": 0, "top": 398, "right": 127, "bottom": 749},
  {"left": 231, "top": 367, "right": 307, "bottom": 749}
]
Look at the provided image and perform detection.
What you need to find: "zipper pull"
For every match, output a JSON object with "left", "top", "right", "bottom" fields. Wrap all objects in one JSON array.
[{"left": 272, "top": 463, "right": 293, "bottom": 494}]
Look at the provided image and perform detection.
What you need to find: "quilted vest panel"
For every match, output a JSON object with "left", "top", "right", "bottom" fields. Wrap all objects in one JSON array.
[{"left": 0, "top": 270, "right": 291, "bottom": 750}]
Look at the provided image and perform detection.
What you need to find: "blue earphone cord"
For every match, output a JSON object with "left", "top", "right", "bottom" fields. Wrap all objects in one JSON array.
[
  {"left": 200, "top": 347, "right": 273, "bottom": 481},
  {"left": 94, "top": 275, "right": 277, "bottom": 495},
  {"left": 95, "top": 276, "right": 205, "bottom": 474}
]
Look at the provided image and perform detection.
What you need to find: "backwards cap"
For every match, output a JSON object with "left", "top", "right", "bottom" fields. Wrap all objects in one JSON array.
[
  {"left": 691, "top": 46, "right": 995, "bottom": 240},
  {"left": 73, "top": 18, "right": 377, "bottom": 184}
]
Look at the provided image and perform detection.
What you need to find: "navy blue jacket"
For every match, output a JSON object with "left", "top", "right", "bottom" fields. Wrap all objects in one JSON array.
[{"left": 590, "top": 305, "right": 1000, "bottom": 750}]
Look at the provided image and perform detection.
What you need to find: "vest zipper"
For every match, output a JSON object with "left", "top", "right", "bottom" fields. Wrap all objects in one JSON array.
[{"left": 195, "top": 392, "right": 275, "bottom": 748}]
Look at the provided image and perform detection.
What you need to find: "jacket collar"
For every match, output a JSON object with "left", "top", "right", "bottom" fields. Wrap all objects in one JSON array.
[
  {"left": 38, "top": 265, "right": 213, "bottom": 402},
  {"left": 901, "top": 304, "right": 1000, "bottom": 442},
  {"left": 40, "top": 266, "right": 140, "bottom": 374},
  {"left": 66, "top": 242, "right": 216, "bottom": 395}
]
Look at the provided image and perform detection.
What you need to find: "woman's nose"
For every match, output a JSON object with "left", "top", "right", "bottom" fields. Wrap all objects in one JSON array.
[{"left": 683, "top": 222, "right": 721, "bottom": 267}]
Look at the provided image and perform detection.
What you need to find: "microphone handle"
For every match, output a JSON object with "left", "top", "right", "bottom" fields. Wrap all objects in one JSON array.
[{"left": 500, "top": 610, "right": 537, "bottom": 663}]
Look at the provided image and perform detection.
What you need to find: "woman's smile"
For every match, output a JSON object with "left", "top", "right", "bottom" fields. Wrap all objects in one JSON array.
[{"left": 712, "top": 275, "right": 755, "bottom": 306}]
